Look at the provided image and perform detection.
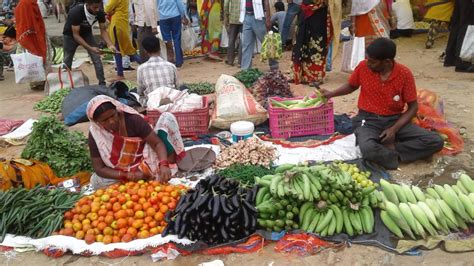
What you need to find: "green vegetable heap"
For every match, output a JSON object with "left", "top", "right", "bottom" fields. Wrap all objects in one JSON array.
[
  {"left": 34, "top": 88, "right": 71, "bottom": 114},
  {"left": 21, "top": 116, "right": 92, "bottom": 177},
  {"left": 183, "top": 82, "right": 215, "bottom": 95},
  {"left": 217, "top": 164, "right": 274, "bottom": 185},
  {"left": 233, "top": 68, "right": 263, "bottom": 88}
]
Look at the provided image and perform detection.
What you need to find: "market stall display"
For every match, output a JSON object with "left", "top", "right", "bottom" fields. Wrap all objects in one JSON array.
[
  {"left": 254, "top": 163, "right": 380, "bottom": 236},
  {"left": 0, "top": 186, "right": 81, "bottom": 241},
  {"left": 162, "top": 175, "right": 258, "bottom": 245},
  {"left": 57, "top": 181, "right": 186, "bottom": 244}
]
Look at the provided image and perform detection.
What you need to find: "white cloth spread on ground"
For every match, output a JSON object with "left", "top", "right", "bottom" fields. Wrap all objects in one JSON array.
[
  {"left": 147, "top": 87, "right": 203, "bottom": 112},
  {"left": 0, "top": 234, "right": 194, "bottom": 255},
  {"left": 0, "top": 119, "right": 36, "bottom": 140},
  {"left": 271, "top": 134, "right": 362, "bottom": 165}
]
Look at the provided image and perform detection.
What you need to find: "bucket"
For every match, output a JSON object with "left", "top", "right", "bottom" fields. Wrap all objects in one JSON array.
[{"left": 230, "top": 121, "right": 254, "bottom": 143}]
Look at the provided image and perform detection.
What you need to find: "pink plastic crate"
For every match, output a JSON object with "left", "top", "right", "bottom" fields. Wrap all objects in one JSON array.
[
  {"left": 268, "top": 96, "right": 334, "bottom": 138},
  {"left": 146, "top": 97, "right": 210, "bottom": 137}
]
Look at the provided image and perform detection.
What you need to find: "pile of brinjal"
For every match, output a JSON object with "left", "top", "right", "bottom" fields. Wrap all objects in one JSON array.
[{"left": 162, "top": 175, "right": 258, "bottom": 245}]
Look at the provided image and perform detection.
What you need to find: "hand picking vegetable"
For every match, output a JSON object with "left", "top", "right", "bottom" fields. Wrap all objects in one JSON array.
[
  {"left": 0, "top": 185, "right": 81, "bottom": 241},
  {"left": 215, "top": 138, "right": 277, "bottom": 168},
  {"left": 21, "top": 116, "right": 92, "bottom": 177},
  {"left": 162, "top": 175, "right": 258, "bottom": 245},
  {"left": 34, "top": 88, "right": 71, "bottom": 114}
]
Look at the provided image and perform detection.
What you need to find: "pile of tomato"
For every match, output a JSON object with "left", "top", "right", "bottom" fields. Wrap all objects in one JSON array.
[{"left": 57, "top": 180, "right": 186, "bottom": 244}]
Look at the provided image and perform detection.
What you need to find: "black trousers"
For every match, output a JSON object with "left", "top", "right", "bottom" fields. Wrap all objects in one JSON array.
[
  {"left": 353, "top": 111, "right": 444, "bottom": 170},
  {"left": 226, "top": 24, "right": 242, "bottom": 65}
]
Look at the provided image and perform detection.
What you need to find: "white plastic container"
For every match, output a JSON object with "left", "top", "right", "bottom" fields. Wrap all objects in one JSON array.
[{"left": 230, "top": 121, "right": 255, "bottom": 143}]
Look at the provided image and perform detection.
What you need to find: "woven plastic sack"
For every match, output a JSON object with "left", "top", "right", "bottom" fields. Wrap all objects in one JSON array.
[
  {"left": 261, "top": 31, "right": 282, "bottom": 61},
  {"left": 211, "top": 74, "right": 268, "bottom": 129}
]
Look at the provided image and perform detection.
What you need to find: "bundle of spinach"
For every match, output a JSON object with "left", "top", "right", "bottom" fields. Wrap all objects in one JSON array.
[
  {"left": 183, "top": 82, "right": 215, "bottom": 95},
  {"left": 21, "top": 116, "right": 92, "bottom": 177},
  {"left": 217, "top": 164, "right": 274, "bottom": 185},
  {"left": 233, "top": 68, "right": 263, "bottom": 88}
]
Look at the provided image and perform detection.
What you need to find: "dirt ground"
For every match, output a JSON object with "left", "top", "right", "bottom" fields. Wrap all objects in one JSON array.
[{"left": 1, "top": 32, "right": 473, "bottom": 264}]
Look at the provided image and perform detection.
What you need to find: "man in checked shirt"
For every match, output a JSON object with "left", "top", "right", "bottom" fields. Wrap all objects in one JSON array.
[{"left": 137, "top": 36, "right": 178, "bottom": 107}]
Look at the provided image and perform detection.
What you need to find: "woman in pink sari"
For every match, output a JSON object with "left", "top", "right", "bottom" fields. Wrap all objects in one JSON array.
[{"left": 86, "top": 95, "right": 185, "bottom": 189}]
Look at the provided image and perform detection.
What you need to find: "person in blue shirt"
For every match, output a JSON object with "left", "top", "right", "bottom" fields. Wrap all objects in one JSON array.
[{"left": 158, "top": 0, "right": 189, "bottom": 68}]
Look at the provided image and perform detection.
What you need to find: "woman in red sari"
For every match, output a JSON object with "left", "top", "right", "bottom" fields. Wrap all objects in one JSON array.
[
  {"left": 14, "top": 0, "right": 49, "bottom": 89},
  {"left": 291, "top": 0, "right": 333, "bottom": 85},
  {"left": 87, "top": 95, "right": 185, "bottom": 189}
]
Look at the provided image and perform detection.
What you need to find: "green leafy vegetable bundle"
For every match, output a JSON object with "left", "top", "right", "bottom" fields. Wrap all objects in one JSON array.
[
  {"left": 34, "top": 88, "right": 71, "bottom": 114},
  {"left": 217, "top": 164, "right": 275, "bottom": 185},
  {"left": 233, "top": 68, "right": 263, "bottom": 88},
  {"left": 21, "top": 116, "right": 92, "bottom": 177},
  {"left": 183, "top": 82, "right": 215, "bottom": 95}
]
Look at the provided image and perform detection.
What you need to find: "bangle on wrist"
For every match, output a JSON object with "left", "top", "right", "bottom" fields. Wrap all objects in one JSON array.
[{"left": 159, "top": 160, "right": 170, "bottom": 168}]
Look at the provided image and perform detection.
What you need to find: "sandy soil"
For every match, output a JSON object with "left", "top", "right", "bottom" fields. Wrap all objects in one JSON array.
[{"left": 0, "top": 32, "right": 473, "bottom": 265}]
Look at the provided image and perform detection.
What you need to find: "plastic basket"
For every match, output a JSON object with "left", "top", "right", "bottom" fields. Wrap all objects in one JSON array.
[
  {"left": 146, "top": 97, "right": 210, "bottom": 137},
  {"left": 268, "top": 96, "right": 334, "bottom": 138}
]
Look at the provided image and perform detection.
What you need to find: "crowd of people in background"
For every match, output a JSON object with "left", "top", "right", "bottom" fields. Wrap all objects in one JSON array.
[{"left": 0, "top": 0, "right": 473, "bottom": 85}]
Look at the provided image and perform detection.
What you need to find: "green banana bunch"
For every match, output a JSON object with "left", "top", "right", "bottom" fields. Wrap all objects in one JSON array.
[{"left": 298, "top": 203, "right": 373, "bottom": 237}]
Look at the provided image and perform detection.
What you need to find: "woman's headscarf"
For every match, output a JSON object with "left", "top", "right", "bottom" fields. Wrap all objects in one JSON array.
[{"left": 14, "top": 0, "right": 47, "bottom": 61}]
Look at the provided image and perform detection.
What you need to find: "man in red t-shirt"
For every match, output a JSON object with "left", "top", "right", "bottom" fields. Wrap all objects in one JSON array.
[{"left": 320, "top": 38, "right": 443, "bottom": 169}]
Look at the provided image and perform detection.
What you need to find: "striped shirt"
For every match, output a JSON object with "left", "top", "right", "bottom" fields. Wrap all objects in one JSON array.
[
  {"left": 137, "top": 56, "right": 178, "bottom": 107},
  {"left": 225, "top": 0, "right": 242, "bottom": 25}
]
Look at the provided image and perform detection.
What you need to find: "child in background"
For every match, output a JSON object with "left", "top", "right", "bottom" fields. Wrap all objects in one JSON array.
[
  {"left": 0, "top": 26, "right": 17, "bottom": 81},
  {"left": 271, "top": 1, "right": 286, "bottom": 33}
]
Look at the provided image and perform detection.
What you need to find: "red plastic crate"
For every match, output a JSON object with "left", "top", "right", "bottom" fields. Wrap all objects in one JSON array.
[
  {"left": 146, "top": 97, "right": 210, "bottom": 136},
  {"left": 268, "top": 96, "right": 334, "bottom": 138}
]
